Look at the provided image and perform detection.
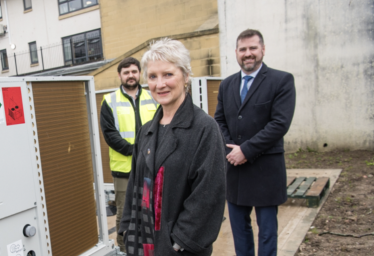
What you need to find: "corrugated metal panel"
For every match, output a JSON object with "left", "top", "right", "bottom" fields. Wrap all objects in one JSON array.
[{"left": 32, "top": 82, "right": 98, "bottom": 256}]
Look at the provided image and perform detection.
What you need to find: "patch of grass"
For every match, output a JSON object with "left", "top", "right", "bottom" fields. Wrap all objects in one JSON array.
[
  {"left": 304, "top": 237, "right": 309, "bottom": 243},
  {"left": 335, "top": 197, "right": 342, "bottom": 204},
  {"left": 302, "top": 154, "right": 307, "bottom": 159},
  {"left": 365, "top": 158, "right": 374, "bottom": 166},
  {"left": 288, "top": 154, "right": 294, "bottom": 159},
  {"left": 307, "top": 146, "right": 317, "bottom": 153},
  {"left": 310, "top": 227, "right": 319, "bottom": 234},
  {"left": 345, "top": 196, "right": 352, "bottom": 203}
]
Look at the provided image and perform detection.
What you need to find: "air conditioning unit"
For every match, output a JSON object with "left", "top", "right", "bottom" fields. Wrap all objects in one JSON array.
[
  {"left": 0, "top": 25, "right": 5, "bottom": 36},
  {"left": 0, "top": 77, "right": 117, "bottom": 256}
]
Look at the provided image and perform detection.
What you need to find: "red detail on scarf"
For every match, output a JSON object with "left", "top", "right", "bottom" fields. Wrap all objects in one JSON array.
[
  {"left": 153, "top": 166, "right": 165, "bottom": 231},
  {"left": 142, "top": 179, "right": 151, "bottom": 209},
  {"left": 143, "top": 244, "right": 155, "bottom": 256}
]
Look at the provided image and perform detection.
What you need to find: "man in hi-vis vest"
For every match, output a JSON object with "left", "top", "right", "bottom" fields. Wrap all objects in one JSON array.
[{"left": 100, "top": 57, "right": 158, "bottom": 252}]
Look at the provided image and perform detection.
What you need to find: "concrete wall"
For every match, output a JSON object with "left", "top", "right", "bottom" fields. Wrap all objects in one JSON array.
[
  {"left": 218, "top": 0, "right": 374, "bottom": 151},
  {"left": 92, "top": 32, "right": 220, "bottom": 91},
  {"left": 0, "top": 0, "right": 101, "bottom": 76},
  {"left": 100, "top": 0, "right": 218, "bottom": 60}
]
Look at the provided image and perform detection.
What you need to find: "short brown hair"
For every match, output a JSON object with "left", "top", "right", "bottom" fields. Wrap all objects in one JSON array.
[
  {"left": 117, "top": 57, "right": 141, "bottom": 73},
  {"left": 236, "top": 29, "right": 264, "bottom": 48}
]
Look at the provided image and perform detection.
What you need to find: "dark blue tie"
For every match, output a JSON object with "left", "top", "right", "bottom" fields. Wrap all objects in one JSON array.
[{"left": 241, "top": 76, "right": 253, "bottom": 103}]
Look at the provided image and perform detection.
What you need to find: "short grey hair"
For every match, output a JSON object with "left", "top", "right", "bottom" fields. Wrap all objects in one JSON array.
[{"left": 141, "top": 38, "right": 193, "bottom": 84}]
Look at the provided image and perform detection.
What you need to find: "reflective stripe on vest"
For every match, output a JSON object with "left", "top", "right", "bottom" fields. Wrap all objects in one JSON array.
[{"left": 103, "top": 89, "right": 157, "bottom": 173}]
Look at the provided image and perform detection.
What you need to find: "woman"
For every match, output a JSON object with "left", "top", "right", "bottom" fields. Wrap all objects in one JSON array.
[{"left": 118, "top": 38, "right": 226, "bottom": 256}]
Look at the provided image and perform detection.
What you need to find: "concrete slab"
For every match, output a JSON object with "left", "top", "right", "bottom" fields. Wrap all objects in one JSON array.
[
  {"left": 212, "top": 169, "right": 341, "bottom": 256},
  {"left": 105, "top": 169, "right": 341, "bottom": 256}
]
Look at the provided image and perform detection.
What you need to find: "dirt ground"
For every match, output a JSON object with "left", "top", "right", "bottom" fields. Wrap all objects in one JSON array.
[{"left": 285, "top": 149, "right": 374, "bottom": 256}]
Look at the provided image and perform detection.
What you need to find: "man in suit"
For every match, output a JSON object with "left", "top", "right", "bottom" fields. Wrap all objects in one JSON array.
[{"left": 214, "top": 29, "right": 296, "bottom": 256}]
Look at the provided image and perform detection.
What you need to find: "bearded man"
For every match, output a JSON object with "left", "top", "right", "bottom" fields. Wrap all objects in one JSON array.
[
  {"left": 214, "top": 29, "right": 296, "bottom": 256},
  {"left": 100, "top": 57, "right": 157, "bottom": 253}
]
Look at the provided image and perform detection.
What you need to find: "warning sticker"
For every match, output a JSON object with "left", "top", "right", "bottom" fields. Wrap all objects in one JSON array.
[
  {"left": 2, "top": 87, "right": 25, "bottom": 126},
  {"left": 7, "top": 239, "right": 23, "bottom": 256},
  {"left": 0, "top": 90, "right": 4, "bottom": 124}
]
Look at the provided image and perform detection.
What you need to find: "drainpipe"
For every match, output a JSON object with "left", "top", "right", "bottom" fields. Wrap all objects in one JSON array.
[{"left": 3, "top": 0, "right": 13, "bottom": 48}]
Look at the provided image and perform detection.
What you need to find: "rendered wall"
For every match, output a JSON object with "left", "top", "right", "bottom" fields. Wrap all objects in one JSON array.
[
  {"left": 99, "top": 0, "right": 218, "bottom": 60},
  {"left": 218, "top": 0, "right": 374, "bottom": 151}
]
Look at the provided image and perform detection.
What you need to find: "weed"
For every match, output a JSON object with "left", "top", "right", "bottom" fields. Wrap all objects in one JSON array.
[
  {"left": 343, "top": 148, "right": 350, "bottom": 152},
  {"left": 304, "top": 238, "right": 309, "bottom": 243},
  {"left": 335, "top": 197, "right": 342, "bottom": 203},
  {"left": 310, "top": 227, "right": 319, "bottom": 234},
  {"left": 297, "top": 148, "right": 304, "bottom": 153},
  {"left": 294, "top": 152, "right": 298, "bottom": 157},
  {"left": 288, "top": 154, "right": 293, "bottom": 159},
  {"left": 328, "top": 216, "right": 333, "bottom": 219},
  {"left": 302, "top": 154, "right": 307, "bottom": 159},
  {"left": 365, "top": 158, "right": 374, "bottom": 166},
  {"left": 345, "top": 196, "right": 352, "bottom": 203},
  {"left": 307, "top": 146, "right": 317, "bottom": 153}
]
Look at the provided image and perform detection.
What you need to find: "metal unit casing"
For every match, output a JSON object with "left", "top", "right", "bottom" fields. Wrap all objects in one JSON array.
[
  {"left": 191, "top": 77, "right": 223, "bottom": 117},
  {"left": 0, "top": 77, "right": 115, "bottom": 256}
]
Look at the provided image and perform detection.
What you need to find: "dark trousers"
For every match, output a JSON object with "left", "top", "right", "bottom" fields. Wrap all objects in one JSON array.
[{"left": 228, "top": 202, "right": 278, "bottom": 256}]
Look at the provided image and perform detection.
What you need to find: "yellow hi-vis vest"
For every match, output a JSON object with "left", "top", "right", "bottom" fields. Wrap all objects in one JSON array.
[{"left": 103, "top": 89, "right": 157, "bottom": 173}]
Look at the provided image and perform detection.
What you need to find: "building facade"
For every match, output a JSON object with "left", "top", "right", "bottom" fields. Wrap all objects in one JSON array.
[
  {"left": 91, "top": 0, "right": 220, "bottom": 90},
  {"left": 0, "top": 0, "right": 102, "bottom": 77}
]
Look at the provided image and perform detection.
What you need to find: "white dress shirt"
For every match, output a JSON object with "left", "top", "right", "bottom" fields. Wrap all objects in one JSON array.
[{"left": 240, "top": 63, "right": 263, "bottom": 94}]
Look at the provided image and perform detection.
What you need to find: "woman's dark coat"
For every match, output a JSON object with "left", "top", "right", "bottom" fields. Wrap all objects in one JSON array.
[{"left": 118, "top": 94, "right": 226, "bottom": 256}]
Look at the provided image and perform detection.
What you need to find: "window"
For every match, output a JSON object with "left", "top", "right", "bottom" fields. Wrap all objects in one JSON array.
[
  {"left": 58, "top": 0, "right": 98, "bottom": 15},
  {"left": 0, "top": 49, "right": 8, "bottom": 70},
  {"left": 29, "top": 42, "right": 39, "bottom": 64},
  {"left": 0, "top": 2, "right": 3, "bottom": 19},
  {"left": 23, "top": 0, "right": 32, "bottom": 11},
  {"left": 62, "top": 29, "right": 103, "bottom": 65}
]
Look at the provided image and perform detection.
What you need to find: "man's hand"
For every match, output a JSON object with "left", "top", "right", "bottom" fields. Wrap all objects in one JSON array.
[{"left": 226, "top": 144, "right": 247, "bottom": 166}]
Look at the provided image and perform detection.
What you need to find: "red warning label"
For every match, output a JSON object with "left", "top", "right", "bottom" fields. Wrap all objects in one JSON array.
[{"left": 2, "top": 87, "right": 25, "bottom": 126}]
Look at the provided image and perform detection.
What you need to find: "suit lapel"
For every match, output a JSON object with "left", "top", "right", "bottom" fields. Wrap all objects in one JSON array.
[
  {"left": 240, "top": 64, "right": 268, "bottom": 109},
  {"left": 230, "top": 72, "right": 242, "bottom": 109}
]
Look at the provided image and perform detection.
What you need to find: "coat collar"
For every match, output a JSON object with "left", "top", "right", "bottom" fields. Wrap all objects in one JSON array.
[
  {"left": 142, "top": 93, "right": 194, "bottom": 175},
  {"left": 231, "top": 63, "right": 268, "bottom": 109},
  {"left": 145, "top": 93, "right": 194, "bottom": 135}
]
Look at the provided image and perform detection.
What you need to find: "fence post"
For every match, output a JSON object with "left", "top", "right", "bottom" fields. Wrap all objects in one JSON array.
[
  {"left": 14, "top": 53, "right": 18, "bottom": 76},
  {"left": 40, "top": 46, "right": 45, "bottom": 70}
]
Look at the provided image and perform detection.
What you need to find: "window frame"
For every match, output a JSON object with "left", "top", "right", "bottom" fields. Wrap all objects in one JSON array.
[
  {"left": 23, "top": 0, "right": 32, "bottom": 11},
  {"left": 0, "top": 49, "right": 9, "bottom": 71},
  {"left": 0, "top": 2, "right": 3, "bottom": 19},
  {"left": 58, "top": 0, "right": 99, "bottom": 16},
  {"left": 61, "top": 29, "right": 103, "bottom": 66},
  {"left": 28, "top": 41, "right": 39, "bottom": 65}
]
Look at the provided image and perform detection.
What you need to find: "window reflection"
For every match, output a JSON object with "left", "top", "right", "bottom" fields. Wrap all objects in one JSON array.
[{"left": 62, "top": 29, "right": 102, "bottom": 66}]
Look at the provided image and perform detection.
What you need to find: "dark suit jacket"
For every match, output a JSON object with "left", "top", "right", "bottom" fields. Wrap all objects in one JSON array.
[{"left": 214, "top": 63, "right": 296, "bottom": 206}]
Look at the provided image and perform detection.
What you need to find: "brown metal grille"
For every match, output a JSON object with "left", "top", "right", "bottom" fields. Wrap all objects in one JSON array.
[
  {"left": 207, "top": 80, "right": 221, "bottom": 118},
  {"left": 96, "top": 92, "right": 113, "bottom": 184},
  {"left": 32, "top": 82, "right": 98, "bottom": 256}
]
